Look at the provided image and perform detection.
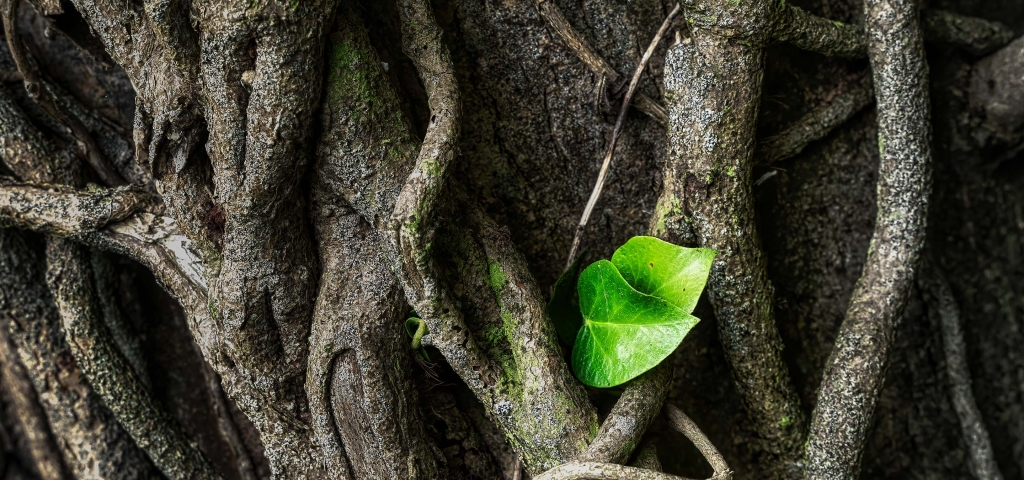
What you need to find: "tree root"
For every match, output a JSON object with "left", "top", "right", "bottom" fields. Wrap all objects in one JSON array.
[
  {"left": 306, "top": 207, "right": 445, "bottom": 479},
  {"left": 46, "top": 239, "right": 221, "bottom": 480},
  {"left": 385, "top": 0, "right": 602, "bottom": 473},
  {"left": 0, "top": 60, "right": 221, "bottom": 479},
  {"left": 434, "top": 199, "right": 597, "bottom": 472},
  {"left": 772, "top": 5, "right": 1012, "bottom": 58},
  {"left": 535, "top": 462, "right": 693, "bottom": 480},
  {"left": 659, "top": 16, "right": 806, "bottom": 469},
  {"left": 532, "top": 0, "right": 668, "bottom": 124},
  {"left": 919, "top": 261, "right": 1003, "bottom": 480},
  {"left": 0, "top": 227, "right": 160, "bottom": 480},
  {"left": 2, "top": 0, "right": 125, "bottom": 186},
  {"left": 305, "top": 7, "right": 446, "bottom": 478},
  {"left": 577, "top": 362, "right": 671, "bottom": 465},
  {"left": 534, "top": 403, "right": 732, "bottom": 479},
  {"left": 0, "top": 323, "right": 69, "bottom": 480},
  {"left": 804, "top": 0, "right": 932, "bottom": 477},
  {"left": 665, "top": 405, "right": 731, "bottom": 480},
  {"left": 756, "top": 72, "right": 874, "bottom": 165},
  {"left": 0, "top": 178, "right": 156, "bottom": 235}
]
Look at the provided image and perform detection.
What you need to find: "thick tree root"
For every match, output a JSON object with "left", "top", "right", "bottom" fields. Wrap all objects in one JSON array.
[
  {"left": 804, "top": 0, "right": 933, "bottom": 477},
  {"left": 659, "top": 15, "right": 806, "bottom": 471},
  {"left": 46, "top": 239, "right": 221, "bottom": 480},
  {"left": 0, "top": 228, "right": 160, "bottom": 480},
  {"left": 384, "top": 0, "right": 601, "bottom": 474}
]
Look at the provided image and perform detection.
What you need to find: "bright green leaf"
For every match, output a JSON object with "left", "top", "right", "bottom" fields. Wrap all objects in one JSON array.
[
  {"left": 547, "top": 254, "right": 585, "bottom": 346},
  {"left": 571, "top": 260, "right": 699, "bottom": 388},
  {"left": 611, "top": 236, "right": 716, "bottom": 314}
]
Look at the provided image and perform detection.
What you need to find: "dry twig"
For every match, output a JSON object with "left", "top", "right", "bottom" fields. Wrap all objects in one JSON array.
[{"left": 565, "top": 3, "right": 681, "bottom": 269}]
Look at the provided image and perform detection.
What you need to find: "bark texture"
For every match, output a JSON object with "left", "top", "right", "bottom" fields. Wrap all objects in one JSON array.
[{"left": 0, "top": 0, "right": 1023, "bottom": 479}]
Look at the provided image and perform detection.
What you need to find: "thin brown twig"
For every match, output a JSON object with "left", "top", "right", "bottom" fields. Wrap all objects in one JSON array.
[{"left": 564, "top": 3, "right": 681, "bottom": 270}]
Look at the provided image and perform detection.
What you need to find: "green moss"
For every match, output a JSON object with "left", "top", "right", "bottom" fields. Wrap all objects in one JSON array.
[
  {"left": 488, "top": 261, "right": 506, "bottom": 295},
  {"left": 651, "top": 198, "right": 685, "bottom": 237},
  {"left": 207, "top": 299, "right": 219, "bottom": 320},
  {"left": 726, "top": 166, "right": 736, "bottom": 177},
  {"left": 422, "top": 158, "right": 443, "bottom": 177},
  {"left": 197, "top": 240, "right": 222, "bottom": 275},
  {"left": 780, "top": 415, "right": 792, "bottom": 428}
]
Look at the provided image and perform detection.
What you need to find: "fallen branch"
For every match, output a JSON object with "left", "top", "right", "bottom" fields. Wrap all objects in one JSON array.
[
  {"left": 804, "top": 0, "right": 933, "bottom": 476},
  {"left": 918, "top": 261, "right": 1003, "bottom": 480}
]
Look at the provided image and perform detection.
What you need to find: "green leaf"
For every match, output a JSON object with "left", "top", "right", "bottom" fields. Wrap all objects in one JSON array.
[
  {"left": 547, "top": 254, "right": 585, "bottom": 346},
  {"left": 571, "top": 260, "right": 699, "bottom": 388},
  {"left": 611, "top": 236, "right": 716, "bottom": 314}
]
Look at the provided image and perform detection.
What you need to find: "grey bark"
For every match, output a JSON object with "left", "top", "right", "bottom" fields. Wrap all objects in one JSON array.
[
  {"left": 804, "top": 0, "right": 933, "bottom": 476},
  {"left": 1, "top": 0, "right": 1023, "bottom": 479}
]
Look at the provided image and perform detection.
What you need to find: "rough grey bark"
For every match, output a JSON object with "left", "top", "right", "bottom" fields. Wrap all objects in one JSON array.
[
  {"left": 304, "top": 7, "right": 446, "bottom": 479},
  {"left": 1, "top": 0, "right": 1023, "bottom": 479},
  {"left": 0, "top": 323, "right": 69, "bottom": 480},
  {"left": 804, "top": 0, "right": 933, "bottom": 476},
  {"left": 0, "top": 227, "right": 160, "bottom": 480},
  {"left": 657, "top": 0, "right": 809, "bottom": 471}
]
